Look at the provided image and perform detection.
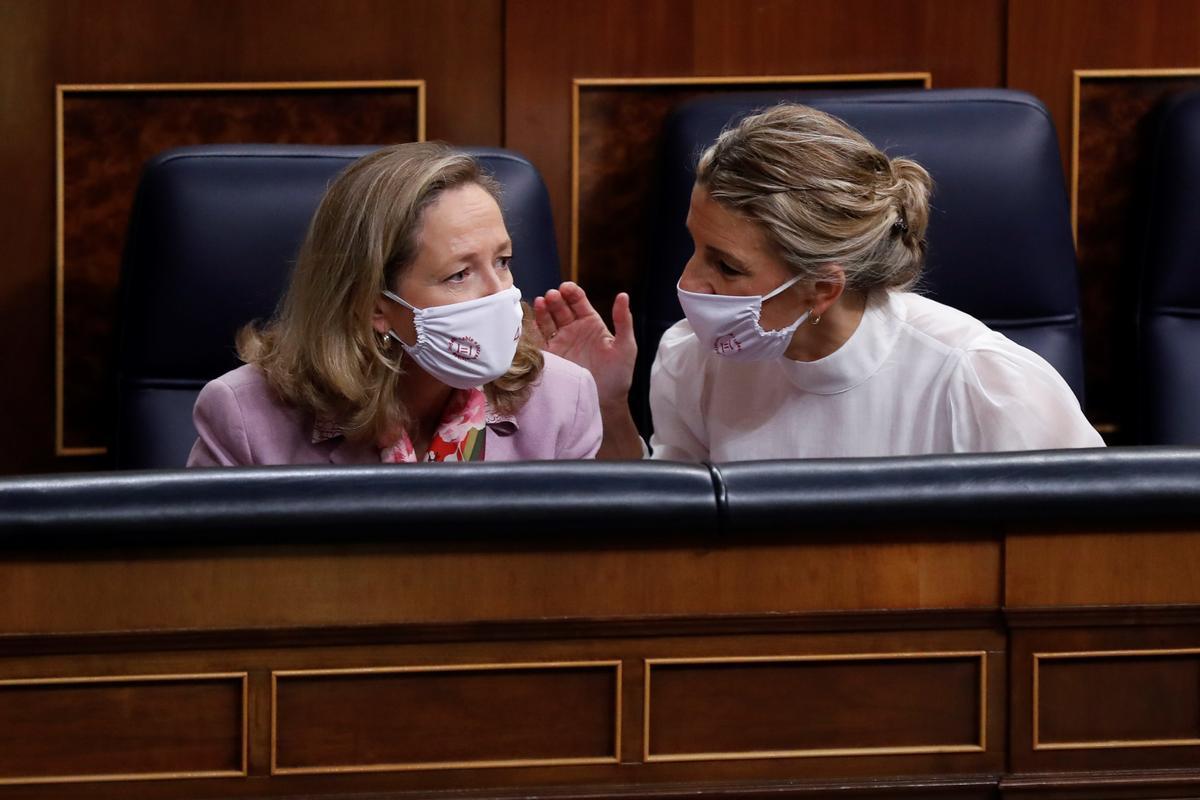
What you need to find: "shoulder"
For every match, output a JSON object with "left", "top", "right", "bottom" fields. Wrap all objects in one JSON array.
[
  {"left": 653, "top": 319, "right": 708, "bottom": 380},
  {"left": 537, "top": 350, "right": 595, "bottom": 390},
  {"left": 196, "top": 364, "right": 289, "bottom": 416},
  {"left": 889, "top": 292, "right": 1063, "bottom": 379},
  {"left": 193, "top": 364, "right": 308, "bottom": 448},
  {"left": 517, "top": 351, "right": 599, "bottom": 421},
  {"left": 889, "top": 292, "right": 999, "bottom": 357},
  {"left": 505, "top": 351, "right": 601, "bottom": 459}
]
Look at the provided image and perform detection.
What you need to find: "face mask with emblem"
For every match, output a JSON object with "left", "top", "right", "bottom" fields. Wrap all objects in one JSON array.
[
  {"left": 676, "top": 274, "right": 811, "bottom": 361},
  {"left": 382, "top": 285, "right": 524, "bottom": 389}
]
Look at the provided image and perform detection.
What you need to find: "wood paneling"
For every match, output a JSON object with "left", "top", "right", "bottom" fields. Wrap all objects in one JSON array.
[
  {"left": 507, "top": 0, "right": 1005, "bottom": 288},
  {"left": 1011, "top": 626, "right": 1200, "bottom": 775},
  {"left": 0, "top": 537, "right": 1000, "bottom": 634},
  {"left": 1007, "top": 0, "right": 1200, "bottom": 434},
  {"left": 1068, "top": 71, "right": 1200, "bottom": 434},
  {"left": 0, "top": 673, "right": 245, "bottom": 784},
  {"left": 273, "top": 663, "right": 619, "bottom": 773},
  {"left": 0, "top": 0, "right": 502, "bottom": 474},
  {"left": 645, "top": 653, "right": 986, "bottom": 761},
  {"left": 1006, "top": 530, "right": 1200, "bottom": 607},
  {"left": 1007, "top": 0, "right": 1200, "bottom": 170},
  {"left": 56, "top": 82, "right": 423, "bottom": 454},
  {"left": 1035, "top": 651, "right": 1200, "bottom": 747}
]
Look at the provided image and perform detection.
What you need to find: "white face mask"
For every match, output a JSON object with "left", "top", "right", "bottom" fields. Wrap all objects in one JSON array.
[
  {"left": 382, "top": 285, "right": 524, "bottom": 389},
  {"left": 677, "top": 274, "right": 811, "bottom": 361}
]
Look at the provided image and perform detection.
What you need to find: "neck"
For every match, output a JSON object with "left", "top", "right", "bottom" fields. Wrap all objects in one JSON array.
[
  {"left": 394, "top": 360, "right": 456, "bottom": 452},
  {"left": 784, "top": 290, "right": 868, "bottom": 362}
]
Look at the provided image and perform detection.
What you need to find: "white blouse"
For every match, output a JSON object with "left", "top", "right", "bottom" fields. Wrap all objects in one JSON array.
[{"left": 648, "top": 291, "right": 1104, "bottom": 462}]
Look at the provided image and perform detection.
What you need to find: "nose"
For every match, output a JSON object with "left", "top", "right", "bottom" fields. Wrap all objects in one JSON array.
[
  {"left": 678, "top": 254, "right": 708, "bottom": 294},
  {"left": 482, "top": 261, "right": 512, "bottom": 294}
]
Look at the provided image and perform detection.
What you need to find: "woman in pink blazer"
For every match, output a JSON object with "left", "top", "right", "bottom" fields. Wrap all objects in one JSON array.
[{"left": 187, "top": 143, "right": 601, "bottom": 466}]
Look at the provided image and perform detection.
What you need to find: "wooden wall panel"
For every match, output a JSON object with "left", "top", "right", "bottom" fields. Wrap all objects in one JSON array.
[
  {"left": 0, "top": 0, "right": 502, "bottom": 474},
  {"left": 0, "top": 673, "right": 245, "bottom": 784},
  {"left": 1007, "top": 0, "right": 1200, "bottom": 436},
  {"left": 0, "top": 1, "right": 55, "bottom": 476},
  {"left": 1011, "top": 627, "right": 1200, "bottom": 775},
  {"left": 273, "top": 663, "right": 619, "bottom": 773},
  {"left": 645, "top": 653, "right": 986, "bottom": 761},
  {"left": 1006, "top": 530, "right": 1200, "bottom": 608},
  {"left": 0, "top": 537, "right": 1000, "bottom": 635},
  {"left": 1035, "top": 652, "right": 1200, "bottom": 747},
  {"left": 506, "top": 0, "right": 1005, "bottom": 297}
]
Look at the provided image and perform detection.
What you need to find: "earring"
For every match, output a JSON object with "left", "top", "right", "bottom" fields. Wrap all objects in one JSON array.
[
  {"left": 810, "top": 308, "right": 821, "bottom": 325},
  {"left": 378, "top": 330, "right": 393, "bottom": 351}
]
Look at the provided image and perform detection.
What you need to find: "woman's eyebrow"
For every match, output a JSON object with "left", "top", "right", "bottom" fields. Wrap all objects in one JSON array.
[
  {"left": 706, "top": 245, "right": 746, "bottom": 269},
  {"left": 494, "top": 238, "right": 513, "bottom": 254}
]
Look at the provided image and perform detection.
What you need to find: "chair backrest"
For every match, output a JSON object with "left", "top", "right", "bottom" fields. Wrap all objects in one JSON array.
[
  {"left": 638, "top": 89, "right": 1085, "bottom": 429},
  {"left": 114, "top": 144, "right": 561, "bottom": 469},
  {"left": 1137, "top": 90, "right": 1200, "bottom": 444}
]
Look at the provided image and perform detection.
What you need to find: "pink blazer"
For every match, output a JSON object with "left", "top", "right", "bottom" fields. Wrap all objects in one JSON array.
[{"left": 186, "top": 352, "right": 602, "bottom": 466}]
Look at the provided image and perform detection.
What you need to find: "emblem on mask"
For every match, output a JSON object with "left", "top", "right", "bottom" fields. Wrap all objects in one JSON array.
[
  {"left": 713, "top": 334, "right": 742, "bottom": 355},
  {"left": 448, "top": 336, "right": 481, "bottom": 360}
]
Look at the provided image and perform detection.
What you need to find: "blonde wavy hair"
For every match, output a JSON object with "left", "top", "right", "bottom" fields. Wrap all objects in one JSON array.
[
  {"left": 238, "top": 142, "right": 544, "bottom": 443},
  {"left": 696, "top": 103, "right": 933, "bottom": 292}
]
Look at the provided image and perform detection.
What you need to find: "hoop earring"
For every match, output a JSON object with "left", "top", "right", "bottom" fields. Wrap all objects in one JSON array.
[{"left": 810, "top": 308, "right": 821, "bottom": 326}]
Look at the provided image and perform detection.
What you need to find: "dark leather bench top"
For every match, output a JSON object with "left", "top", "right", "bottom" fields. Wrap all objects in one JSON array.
[{"left": 3, "top": 450, "right": 1199, "bottom": 547}]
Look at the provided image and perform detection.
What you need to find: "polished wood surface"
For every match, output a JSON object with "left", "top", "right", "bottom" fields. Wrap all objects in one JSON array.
[
  {"left": 1035, "top": 651, "right": 1200, "bottom": 747},
  {"left": 1, "top": 517, "right": 1198, "bottom": 797},
  {"left": 0, "top": 0, "right": 502, "bottom": 474},
  {"left": 1011, "top": 625, "right": 1200, "bottom": 776},
  {"left": 0, "top": 536, "right": 1000, "bottom": 634},
  {"left": 273, "top": 663, "right": 619, "bottom": 772},
  {"left": 645, "top": 653, "right": 986, "bottom": 760},
  {"left": 0, "top": 674, "right": 244, "bottom": 784},
  {"left": 1006, "top": 530, "right": 1200, "bottom": 607}
]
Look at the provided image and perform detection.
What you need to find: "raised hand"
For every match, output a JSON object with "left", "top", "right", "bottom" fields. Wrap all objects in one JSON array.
[{"left": 533, "top": 281, "right": 636, "bottom": 409}]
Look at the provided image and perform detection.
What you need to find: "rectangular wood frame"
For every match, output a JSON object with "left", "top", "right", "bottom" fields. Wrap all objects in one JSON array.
[
  {"left": 569, "top": 72, "right": 933, "bottom": 282},
  {"left": 54, "top": 79, "right": 427, "bottom": 457}
]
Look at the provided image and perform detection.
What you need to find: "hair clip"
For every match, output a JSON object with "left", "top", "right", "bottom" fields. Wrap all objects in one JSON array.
[{"left": 892, "top": 215, "right": 909, "bottom": 235}]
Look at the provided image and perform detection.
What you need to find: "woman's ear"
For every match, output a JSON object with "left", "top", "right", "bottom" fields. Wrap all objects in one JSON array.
[
  {"left": 372, "top": 295, "right": 392, "bottom": 336},
  {"left": 809, "top": 264, "right": 847, "bottom": 318}
]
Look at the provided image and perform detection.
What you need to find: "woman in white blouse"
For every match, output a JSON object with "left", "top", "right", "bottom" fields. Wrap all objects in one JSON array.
[{"left": 534, "top": 103, "right": 1104, "bottom": 460}]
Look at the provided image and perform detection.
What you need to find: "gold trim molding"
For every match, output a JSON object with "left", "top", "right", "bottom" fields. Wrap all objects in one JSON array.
[
  {"left": 271, "top": 660, "right": 622, "bottom": 775},
  {"left": 1033, "top": 647, "right": 1200, "bottom": 751},
  {"left": 643, "top": 650, "right": 986, "bottom": 763},
  {"left": 54, "top": 79, "right": 427, "bottom": 457},
  {"left": 570, "top": 72, "right": 933, "bottom": 282},
  {"left": 0, "top": 671, "right": 248, "bottom": 785},
  {"left": 1070, "top": 67, "right": 1200, "bottom": 242}
]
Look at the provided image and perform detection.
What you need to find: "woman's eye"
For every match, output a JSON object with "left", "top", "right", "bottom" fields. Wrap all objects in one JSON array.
[
  {"left": 497, "top": 255, "right": 513, "bottom": 271},
  {"left": 446, "top": 268, "right": 468, "bottom": 283},
  {"left": 717, "top": 259, "right": 741, "bottom": 277}
]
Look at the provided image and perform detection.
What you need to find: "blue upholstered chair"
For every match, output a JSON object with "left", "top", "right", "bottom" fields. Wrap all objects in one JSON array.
[
  {"left": 636, "top": 89, "right": 1085, "bottom": 432},
  {"left": 1137, "top": 90, "right": 1200, "bottom": 444},
  {"left": 114, "top": 145, "right": 561, "bottom": 469}
]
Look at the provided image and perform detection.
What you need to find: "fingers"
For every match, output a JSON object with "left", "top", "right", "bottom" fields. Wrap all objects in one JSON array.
[
  {"left": 557, "top": 281, "right": 599, "bottom": 319},
  {"left": 611, "top": 292, "right": 638, "bottom": 354},
  {"left": 542, "top": 287, "right": 578, "bottom": 330},
  {"left": 532, "top": 296, "right": 558, "bottom": 344}
]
